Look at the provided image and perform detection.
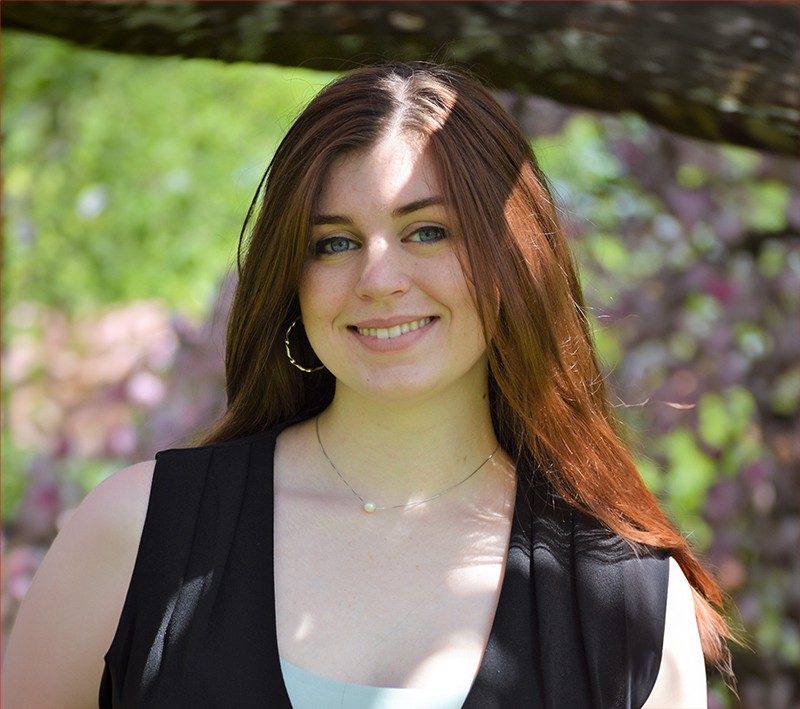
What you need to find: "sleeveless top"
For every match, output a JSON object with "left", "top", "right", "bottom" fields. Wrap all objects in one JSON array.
[{"left": 99, "top": 421, "right": 669, "bottom": 708}]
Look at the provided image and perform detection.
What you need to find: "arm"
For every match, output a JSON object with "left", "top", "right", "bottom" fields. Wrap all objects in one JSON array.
[
  {"left": 641, "top": 557, "right": 708, "bottom": 709},
  {"left": 2, "top": 460, "right": 154, "bottom": 709}
]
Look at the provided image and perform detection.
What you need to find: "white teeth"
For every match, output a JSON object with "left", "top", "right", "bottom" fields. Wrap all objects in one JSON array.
[{"left": 356, "top": 317, "right": 433, "bottom": 339}]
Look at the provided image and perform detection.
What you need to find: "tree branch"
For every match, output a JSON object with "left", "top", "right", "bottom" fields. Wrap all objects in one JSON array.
[{"left": 4, "top": 1, "right": 799, "bottom": 154}]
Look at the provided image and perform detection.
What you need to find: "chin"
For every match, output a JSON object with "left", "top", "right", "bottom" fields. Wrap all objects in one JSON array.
[
  {"left": 361, "top": 379, "right": 440, "bottom": 402},
  {"left": 335, "top": 366, "right": 445, "bottom": 402},
  {"left": 365, "top": 382, "right": 439, "bottom": 403},
  {"left": 349, "top": 367, "right": 486, "bottom": 408}
]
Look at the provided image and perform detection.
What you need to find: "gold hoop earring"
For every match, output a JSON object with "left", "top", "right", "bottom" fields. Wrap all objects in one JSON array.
[{"left": 284, "top": 318, "right": 325, "bottom": 373}]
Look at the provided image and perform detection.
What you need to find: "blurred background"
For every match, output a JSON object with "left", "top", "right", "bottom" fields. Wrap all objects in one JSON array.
[{"left": 2, "top": 3, "right": 799, "bottom": 707}]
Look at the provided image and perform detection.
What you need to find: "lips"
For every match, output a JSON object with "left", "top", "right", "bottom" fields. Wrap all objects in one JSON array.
[{"left": 349, "top": 316, "right": 438, "bottom": 340}]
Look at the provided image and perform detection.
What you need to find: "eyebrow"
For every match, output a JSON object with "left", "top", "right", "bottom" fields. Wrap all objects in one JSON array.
[{"left": 311, "top": 197, "right": 445, "bottom": 226}]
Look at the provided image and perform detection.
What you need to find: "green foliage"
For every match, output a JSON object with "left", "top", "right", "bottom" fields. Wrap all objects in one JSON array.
[
  {"left": 1, "top": 429, "right": 30, "bottom": 518},
  {"left": 698, "top": 392, "right": 730, "bottom": 448},
  {"left": 534, "top": 114, "right": 656, "bottom": 237},
  {"left": 699, "top": 387, "right": 756, "bottom": 449},
  {"left": 770, "top": 367, "right": 800, "bottom": 416},
  {"left": 682, "top": 293, "right": 723, "bottom": 336},
  {"left": 743, "top": 181, "right": 790, "bottom": 233},
  {"left": 3, "top": 30, "right": 337, "bottom": 316},
  {"left": 60, "top": 455, "right": 124, "bottom": 493},
  {"left": 586, "top": 232, "right": 628, "bottom": 274},
  {"left": 659, "top": 426, "right": 716, "bottom": 541},
  {"left": 698, "top": 387, "right": 761, "bottom": 474},
  {"left": 758, "top": 239, "right": 788, "bottom": 278},
  {"left": 635, "top": 456, "right": 664, "bottom": 495},
  {"left": 590, "top": 318, "right": 623, "bottom": 368},
  {"left": 676, "top": 163, "right": 708, "bottom": 189}
]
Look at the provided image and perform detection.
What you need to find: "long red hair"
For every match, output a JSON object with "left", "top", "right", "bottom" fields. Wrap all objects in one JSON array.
[{"left": 202, "top": 63, "right": 735, "bottom": 676}]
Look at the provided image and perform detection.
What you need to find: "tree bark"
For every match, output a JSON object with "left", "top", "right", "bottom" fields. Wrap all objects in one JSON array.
[{"left": 4, "top": 1, "right": 799, "bottom": 155}]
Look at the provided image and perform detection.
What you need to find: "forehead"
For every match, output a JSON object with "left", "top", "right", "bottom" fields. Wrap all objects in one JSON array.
[{"left": 316, "top": 134, "right": 443, "bottom": 214}]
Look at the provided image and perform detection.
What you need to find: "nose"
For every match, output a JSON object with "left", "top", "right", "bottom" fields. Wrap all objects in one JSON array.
[{"left": 354, "top": 236, "right": 410, "bottom": 301}]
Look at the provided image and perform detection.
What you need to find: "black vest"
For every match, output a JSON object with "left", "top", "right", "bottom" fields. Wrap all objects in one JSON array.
[{"left": 100, "top": 423, "right": 668, "bottom": 708}]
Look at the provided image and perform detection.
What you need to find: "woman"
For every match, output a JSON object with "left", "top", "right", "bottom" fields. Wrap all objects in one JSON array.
[{"left": 3, "top": 63, "right": 734, "bottom": 708}]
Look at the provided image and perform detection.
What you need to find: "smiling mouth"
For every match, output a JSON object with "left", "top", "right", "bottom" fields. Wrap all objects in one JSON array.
[{"left": 349, "top": 316, "right": 437, "bottom": 340}]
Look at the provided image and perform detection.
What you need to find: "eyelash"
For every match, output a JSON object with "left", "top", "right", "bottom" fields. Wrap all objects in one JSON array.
[
  {"left": 314, "top": 235, "right": 355, "bottom": 255},
  {"left": 409, "top": 225, "right": 448, "bottom": 244},
  {"left": 313, "top": 225, "right": 448, "bottom": 255}
]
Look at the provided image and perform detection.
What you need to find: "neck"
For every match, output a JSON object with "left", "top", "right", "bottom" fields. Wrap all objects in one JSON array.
[{"left": 315, "top": 379, "right": 499, "bottom": 508}]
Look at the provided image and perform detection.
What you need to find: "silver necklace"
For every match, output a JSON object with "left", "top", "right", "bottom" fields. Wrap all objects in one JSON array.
[{"left": 315, "top": 416, "right": 499, "bottom": 513}]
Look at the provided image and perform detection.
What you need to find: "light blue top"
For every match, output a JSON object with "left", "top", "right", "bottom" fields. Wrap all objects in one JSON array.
[{"left": 279, "top": 656, "right": 473, "bottom": 709}]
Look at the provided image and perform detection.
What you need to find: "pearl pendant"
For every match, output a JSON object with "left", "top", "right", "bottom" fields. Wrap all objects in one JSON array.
[{"left": 363, "top": 501, "right": 376, "bottom": 513}]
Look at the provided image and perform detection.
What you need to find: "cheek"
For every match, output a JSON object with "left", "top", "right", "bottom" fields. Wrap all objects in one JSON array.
[
  {"left": 445, "top": 253, "right": 489, "bottom": 341},
  {"left": 297, "top": 271, "right": 332, "bottom": 362},
  {"left": 443, "top": 261, "right": 480, "bottom": 316},
  {"left": 297, "top": 267, "right": 325, "bottom": 329},
  {"left": 298, "top": 265, "right": 347, "bottom": 325},
  {"left": 297, "top": 271, "right": 311, "bottom": 316},
  {"left": 448, "top": 275, "right": 487, "bottom": 347}
]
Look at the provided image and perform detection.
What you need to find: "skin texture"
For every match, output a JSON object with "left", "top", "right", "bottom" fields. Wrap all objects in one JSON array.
[{"left": 300, "top": 131, "right": 488, "bottom": 408}]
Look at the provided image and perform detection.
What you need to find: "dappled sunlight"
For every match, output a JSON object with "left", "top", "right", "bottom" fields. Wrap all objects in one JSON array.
[{"left": 3, "top": 30, "right": 797, "bottom": 704}]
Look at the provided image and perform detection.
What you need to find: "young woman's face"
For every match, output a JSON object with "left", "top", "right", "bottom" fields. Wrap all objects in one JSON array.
[{"left": 298, "top": 133, "right": 488, "bottom": 403}]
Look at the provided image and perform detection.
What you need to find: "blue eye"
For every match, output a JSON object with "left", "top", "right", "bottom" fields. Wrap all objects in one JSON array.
[
  {"left": 409, "top": 226, "right": 447, "bottom": 243},
  {"left": 316, "top": 236, "right": 357, "bottom": 255}
]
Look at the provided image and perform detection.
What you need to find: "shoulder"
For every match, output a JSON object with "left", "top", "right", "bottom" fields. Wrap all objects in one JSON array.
[
  {"left": 146, "top": 426, "right": 284, "bottom": 495},
  {"left": 85, "top": 459, "right": 156, "bottom": 532},
  {"left": 40, "top": 459, "right": 157, "bottom": 578},
  {"left": 641, "top": 557, "right": 708, "bottom": 708},
  {"left": 2, "top": 460, "right": 155, "bottom": 709},
  {"left": 46, "top": 457, "right": 157, "bottom": 590},
  {"left": 152, "top": 423, "right": 287, "bottom": 463}
]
